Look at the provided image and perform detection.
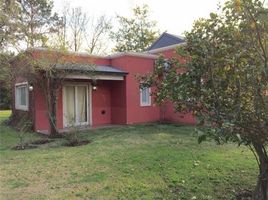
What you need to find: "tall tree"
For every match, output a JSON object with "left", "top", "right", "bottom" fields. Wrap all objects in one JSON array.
[
  {"left": 0, "top": 52, "right": 13, "bottom": 109},
  {"left": 0, "top": 0, "right": 62, "bottom": 110},
  {"left": 0, "top": 0, "right": 20, "bottom": 49},
  {"left": 49, "top": 2, "right": 70, "bottom": 50},
  {"left": 85, "top": 15, "right": 112, "bottom": 55},
  {"left": 68, "top": 7, "right": 89, "bottom": 52},
  {"left": 0, "top": 1, "right": 18, "bottom": 109},
  {"left": 13, "top": 0, "right": 62, "bottom": 48},
  {"left": 111, "top": 4, "right": 159, "bottom": 52},
  {"left": 52, "top": 6, "right": 111, "bottom": 54},
  {"left": 141, "top": 0, "right": 268, "bottom": 199}
]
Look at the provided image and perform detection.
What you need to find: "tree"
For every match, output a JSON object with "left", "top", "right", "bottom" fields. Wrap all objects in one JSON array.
[
  {"left": 0, "top": 0, "right": 21, "bottom": 49},
  {"left": 48, "top": 2, "right": 70, "bottom": 50},
  {"left": 0, "top": 52, "right": 13, "bottom": 109},
  {"left": 111, "top": 4, "right": 159, "bottom": 52},
  {"left": 51, "top": 6, "right": 111, "bottom": 54},
  {"left": 141, "top": 0, "right": 268, "bottom": 199},
  {"left": 0, "top": 1, "right": 20, "bottom": 110},
  {"left": 85, "top": 15, "right": 112, "bottom": 55},
  {"left": 10, "top": 0, "right": 62, "bottom": 48},
  {"left": 0, "top": 0, "right": 62, "bottom": 111},
  {"left": 68, "top": 7, "right": 89, "bottom": 52}
]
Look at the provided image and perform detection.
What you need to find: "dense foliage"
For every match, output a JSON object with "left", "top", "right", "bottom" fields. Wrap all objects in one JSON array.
[
  {"left": 0, "top": 0, "right": 62, "bottom": 109},
  {"left": 9, "top": 0, "right": 61, "bottom": 48},
  {"left": 111, "top": 5, "right": 159, "bottom": 52},
  {"left": 0, "top": 53, "right": 13, "bottom": 109},
  {"left": 141, "top": 0, "right": 268, "bottom": 199}
]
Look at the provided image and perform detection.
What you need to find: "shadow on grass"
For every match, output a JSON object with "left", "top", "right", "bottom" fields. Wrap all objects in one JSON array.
[{"left": 2, "top": 121, "right": 197, "bottom": 151}]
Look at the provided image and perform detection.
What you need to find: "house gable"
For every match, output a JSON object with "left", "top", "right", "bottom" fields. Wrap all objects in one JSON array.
[{"left": 147, "top": 32, "right": 185, "bottom": 51}]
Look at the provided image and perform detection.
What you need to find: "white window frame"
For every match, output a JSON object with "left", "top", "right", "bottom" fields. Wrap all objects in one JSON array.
[
  {"left": 15, "top": 82, "right": 29, "bottom": 111},
  {"left": 62, "top": 83, "right": 92, "bottom": 128},
  {"left": 140, "top": 87, "right": 151, "bottom": 107}
]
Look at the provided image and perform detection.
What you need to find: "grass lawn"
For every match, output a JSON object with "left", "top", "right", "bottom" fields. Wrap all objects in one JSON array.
[
  {"left": 0, "top": 111, "right": 257, "bottom": 200},
  {"left": 0, "top": 110, "right": 11, "bottom": 121}
]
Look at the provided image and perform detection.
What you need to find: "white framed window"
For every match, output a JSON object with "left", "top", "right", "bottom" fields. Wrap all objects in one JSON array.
[
  {"left": 15, "top": 82, "right": 29, "bottom": 111},
  {"left": 63, "top": 83, "right": 91, "bottom": 128},
  {"left": 140, "top": 87, "right": 151, "bottom": 106}
]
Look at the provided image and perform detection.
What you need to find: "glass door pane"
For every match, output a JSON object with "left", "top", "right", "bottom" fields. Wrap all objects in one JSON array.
[
  {"left": 76, "top": 86, "right": 87, "bottom": 124},
  {"left": 65, "top": 86, "right": 75, "bottom": 126}
]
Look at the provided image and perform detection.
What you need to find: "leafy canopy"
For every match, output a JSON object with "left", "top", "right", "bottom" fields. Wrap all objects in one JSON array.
[
  {"left": 143, "top": 0, "right": 268, "bottom": 146},
  {"left": 111, "top": 4, "right": 159, "bottom": 52},
  {"left": 142, "top": 1, "right": 268, "bottom": 197},
  {"left": 1, "top": 0, "right": 62, "bottom": 49}
]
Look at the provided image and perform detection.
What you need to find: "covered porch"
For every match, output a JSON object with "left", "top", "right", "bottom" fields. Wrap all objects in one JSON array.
[
  {"left": 58, "top": 64, "right": 128, "bottom": 130},
  {"left": 34, "top": 64, "right": 128, "bottom": 134}
]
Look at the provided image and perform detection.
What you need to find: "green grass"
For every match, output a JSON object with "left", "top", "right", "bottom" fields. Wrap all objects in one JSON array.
[
  {"left": 0, "top": 111, "right": 257, "bottom": 200},
  {"left": 0, "top": 110, "right": 11, "bottom": 121}
]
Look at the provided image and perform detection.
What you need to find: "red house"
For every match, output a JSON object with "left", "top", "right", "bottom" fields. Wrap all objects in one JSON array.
[{"left": 11, "top": 33, "right": 196, "bottom": 134}]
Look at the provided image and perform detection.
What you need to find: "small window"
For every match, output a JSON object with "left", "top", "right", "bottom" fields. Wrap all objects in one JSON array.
[
  {"left": 140, "top": 87, "right": 151, "bottom": 106},
  {"left": 15, "top": 83, "right": 29, "bottom": 111}
]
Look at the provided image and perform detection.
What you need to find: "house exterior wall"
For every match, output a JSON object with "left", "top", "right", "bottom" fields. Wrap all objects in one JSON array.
[
  {"left": 11, "top": 46, "right": 197, "bottom": 134},
  {"left": 111, "top": 56, "right": 161, "bottom": 124},
  {"left": 33, "top": 78, "right": 127, "bottom": 132},
  {"left": 34, "top": 83, "right": 63, "bottom": 133},
  {"left": 158, "top": 49, "right": 177, "bottom": 58},
  {"left": 11, "top": 54, "right": 35, "bottom": 129},
  {"left": 161, "top": 101, "right": 196, "bottom": 125},
  {"left": 152, "top": 48, "right": 196, "bottom": 125},
  {"left": 34, "top": 84, "right": 49, "bottom": 132},
  {"left": 92, "top": 81, "right": 112, "bottom": 126},
  {"left": 110, "top": 80, "right": 127, "bottom": 124},
  {"left": 12, "top": 76, "right": 34, "bottom": 128}
]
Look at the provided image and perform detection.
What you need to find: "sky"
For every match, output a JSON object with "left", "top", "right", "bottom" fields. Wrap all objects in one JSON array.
[{"left": 53, "top": 0, "right": 228, "bottom": 36}]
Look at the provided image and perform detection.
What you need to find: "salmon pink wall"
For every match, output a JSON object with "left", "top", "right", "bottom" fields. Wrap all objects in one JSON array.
[
  {"left": 162, "top": 101, "right": 196, "bottom": 125},
  {"left": 92, "top": 81, "right": 112, "bottom": 126},
  {"left": 155, "top": 49, "right": 187, "bottom": 64},
  {"left": 158, "top": 49, "right": 177, "bottom": 58},
  {"left": 110, "top": 80, "right": 127, "bottom": 124},
  {"left": 34, "top": 84, "right": 63, "bottom": 132},
  {"left": 12, "top": 48, "right": 198, "bottom": 134},
  {"left": 152, "top": 49, "right": 196, "bottom": 124},
  {"left": 125, "top": 57, "right": 161, "bottom": 124},
  {"left": 111, "top": 56, "right": 160, "bottom": 124},
  {"left": 110, "top": 58, "right": 128, "bottom": 124},
  {"left": 34, "top": 87, "right": 49, "bottom": 132}
]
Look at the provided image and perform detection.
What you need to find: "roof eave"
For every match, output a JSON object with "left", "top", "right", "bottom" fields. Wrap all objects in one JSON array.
[
  {"left": 146, "top": 43, "right": 186, "bottom": 54},
  {"left": 55, "top": 68, "right": 128, "bottom": 76},
  {"left": 107, "top": 52, "right": 158, "bottom": 59}
]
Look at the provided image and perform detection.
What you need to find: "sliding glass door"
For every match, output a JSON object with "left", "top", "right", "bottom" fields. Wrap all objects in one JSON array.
[{"left": 63, "top": 85, "right": 89, "bottom": 127}]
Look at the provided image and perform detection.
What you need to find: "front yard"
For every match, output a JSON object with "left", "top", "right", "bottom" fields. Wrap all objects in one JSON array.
[{"left": 0, "top": 111, "right": 257, "bottom": 200}]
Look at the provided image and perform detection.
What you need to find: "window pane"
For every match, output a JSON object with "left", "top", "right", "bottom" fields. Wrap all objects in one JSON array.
[
  {"left": 77, "top": 86, "right": 87, "bottom": 123},
  {"left": 20, "top": 86, "right": 27, "bottom": 106},
  {"left": 16, "top": 87, "right": 20, "bottom": 105},
  {"left": 65, "top": 86, "right": 75, "bottom": 125},
  {"left": 141, "top": 87, "right": 150, "bottom": 105},
  {"left": 142, "top": 88, "right": 147, "bottom": 103}
]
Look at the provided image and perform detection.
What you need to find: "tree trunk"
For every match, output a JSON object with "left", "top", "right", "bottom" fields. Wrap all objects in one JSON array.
[
  {"left": 253, "top": 143, "right": 268, "bottom": 200},
  {"left": 49, "top": 78, "right": 60, "bottom": 138}
]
